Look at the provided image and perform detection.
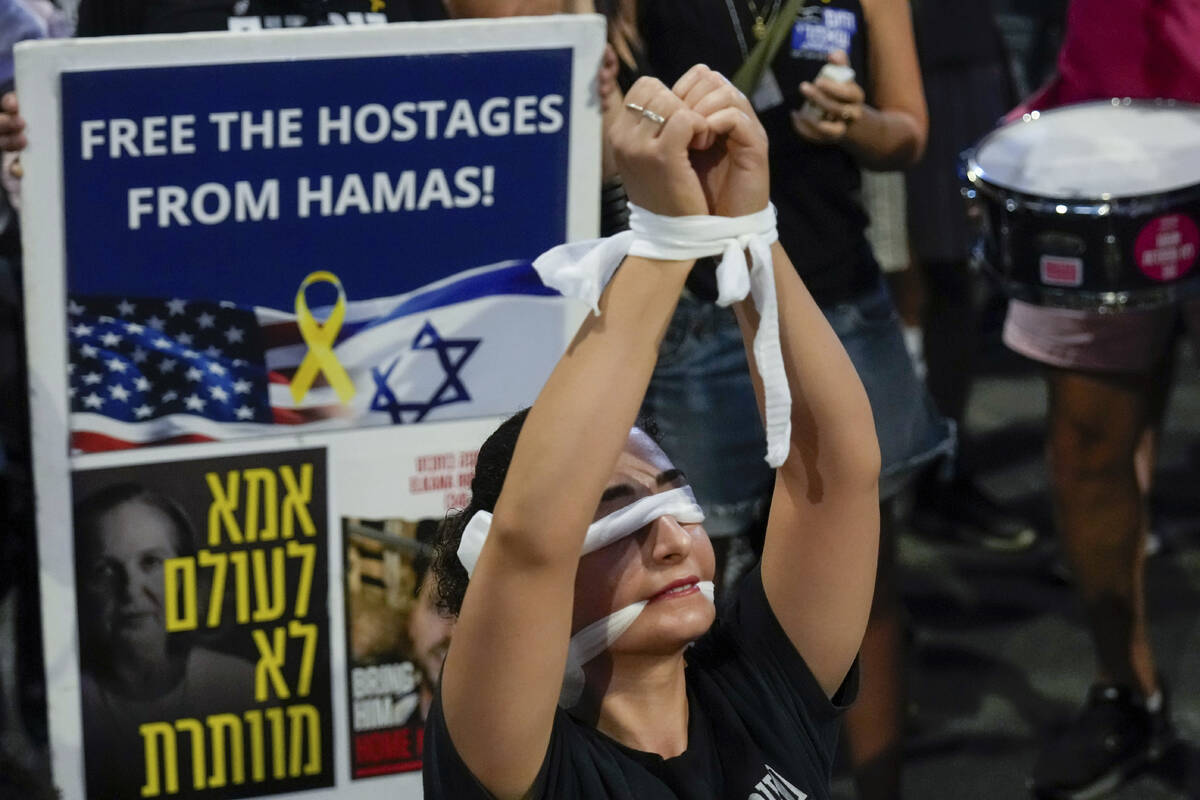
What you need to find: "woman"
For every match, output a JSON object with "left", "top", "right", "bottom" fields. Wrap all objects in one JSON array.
[
  {"left": 423, "top": 66, "right": 881, "bottom": 799},
  {"left": 74, "top": 484, "right": 256, "bottom": 798},
  {"left": 619, "top": 3, "right": 947, "bottom": 796}
]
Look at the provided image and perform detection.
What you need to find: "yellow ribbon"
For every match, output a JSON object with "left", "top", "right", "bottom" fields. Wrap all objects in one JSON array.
[{"left": 290, "top": 270, "right": 357, "bottom": 405}]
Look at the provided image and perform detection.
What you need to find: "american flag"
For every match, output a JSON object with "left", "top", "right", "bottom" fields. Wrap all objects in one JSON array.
[
  {"left": 67, "top": 295, "right": 345, "bottom": 452},
  {"left": 66, "top": 261, "right": 565, "bottom": 453}
]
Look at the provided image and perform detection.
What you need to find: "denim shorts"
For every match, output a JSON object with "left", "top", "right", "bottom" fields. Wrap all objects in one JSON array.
[{"left": 641, "top": 276, "right": 955, "bottom": 536}]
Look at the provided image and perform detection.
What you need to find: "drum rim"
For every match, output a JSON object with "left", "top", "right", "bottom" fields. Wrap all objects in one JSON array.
[
  {"left": 962, "top": 98, "right": 1200, "bottom": 210},
  {"left": 988, "top": 275, "right": 1200, "bottom": 313}
]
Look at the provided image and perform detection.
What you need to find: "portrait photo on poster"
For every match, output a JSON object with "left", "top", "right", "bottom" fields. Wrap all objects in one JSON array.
[
  {"left": 71, "top": 447, "right": 332, "bottom": 799},
  {"left": 342, "top": 516, "right": 450, "bottom": 779}
]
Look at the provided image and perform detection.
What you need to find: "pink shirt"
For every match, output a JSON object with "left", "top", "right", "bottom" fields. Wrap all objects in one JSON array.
[{"left": 1014, "top": 0, "right": 1200, "bottom": 116}]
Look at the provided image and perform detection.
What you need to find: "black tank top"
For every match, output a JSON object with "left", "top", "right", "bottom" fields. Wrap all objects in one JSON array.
[{"left": 641, "top": 0, "right": 878, "bottom": 306}]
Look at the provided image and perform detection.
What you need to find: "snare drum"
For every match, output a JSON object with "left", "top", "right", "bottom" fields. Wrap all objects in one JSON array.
[{"left": 962, "top": 100, "right": 1200, "bottom": 312}]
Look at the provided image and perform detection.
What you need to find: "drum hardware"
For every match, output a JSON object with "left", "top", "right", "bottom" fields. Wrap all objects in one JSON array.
[
  {"left": 1035, "top": 232, "right": 1086, "bottom": 256},
  {"left": 961, "top": 99, "right": 1200, "bottom": 312},
  {"left": 1103, "top": 233, "right": 1123, "bottom": 285}
]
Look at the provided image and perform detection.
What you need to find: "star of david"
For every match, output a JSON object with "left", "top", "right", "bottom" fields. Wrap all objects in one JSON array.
[{"left": 370, "top": 320, "right": 481, "bottom": 424}]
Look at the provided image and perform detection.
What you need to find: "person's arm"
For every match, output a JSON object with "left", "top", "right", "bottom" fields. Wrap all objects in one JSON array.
[
  {"left": 792, "top": 0, "right": 928, "bottom": 169},
  {"left": 675, "top": 66, "right": 880, "bottom": 697},
  {"left": 439, "top": 78, "right": 708, "bottom": 800},
  {"left": 737, "top": 242, "right": 880, "bottom": 697}
]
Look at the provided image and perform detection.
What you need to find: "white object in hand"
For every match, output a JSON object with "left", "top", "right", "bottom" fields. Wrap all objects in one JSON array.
[{"left": 800, "top": 63, "right": 856, "bottom": 122}]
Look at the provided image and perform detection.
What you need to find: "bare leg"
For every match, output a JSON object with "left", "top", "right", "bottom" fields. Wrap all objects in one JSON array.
[
  {"left": 844, "top": 502, "right": 905, "bottom": 800},
  {"left": 1135, "top": 345, "right": 1174, "bottom": 543},
  {"left": 1047, "top": 368, "right": 1159, "bottom": 696}
]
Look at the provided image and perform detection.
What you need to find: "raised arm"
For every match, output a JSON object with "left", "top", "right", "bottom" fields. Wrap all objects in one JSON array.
[
  {"left": 676, "top": 66, "right": 881, "bottom": 697},
  {"left": 439, "top": 78, "right": 708, "bottom": 800},
  {"left": 745, "top": 241, "right": 881, "bottom": 697}
]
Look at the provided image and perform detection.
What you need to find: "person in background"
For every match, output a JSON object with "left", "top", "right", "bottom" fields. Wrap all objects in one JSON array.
[
  {"left": 0, "top": 4, "right": 69, "bottom": 796},
  {"left": 902, "top": 0, "right": 1038, "bottom": 552},
  {"left": 1001, "top": 1, "right": 1200, "bottom": 796}
]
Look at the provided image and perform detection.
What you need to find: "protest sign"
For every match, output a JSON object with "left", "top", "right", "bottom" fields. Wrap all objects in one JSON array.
[{"left": 17, "top": 16, "right": 603, "bottom": 799}]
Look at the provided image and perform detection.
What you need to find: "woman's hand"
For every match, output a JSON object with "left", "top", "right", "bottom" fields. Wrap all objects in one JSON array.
[
  {"left": 671, "top": 65, "right": 769, "bottom": 218},
  {"left": 1, "top": 93, "right": 25, "bottom": 181},
  {"left": 1, "top": 93, "right": 26, "bottom": 178},
  {"left": 610, "top": 76, "right": 710, "bottom": 217},
  {"left": 791, "top": 51, "right": 866, "bottom": 145}
]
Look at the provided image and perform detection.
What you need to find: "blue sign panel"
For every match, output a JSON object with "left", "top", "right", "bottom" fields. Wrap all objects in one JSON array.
[{"left": 57, "top": 47, "right": 575, "bottom": 451}]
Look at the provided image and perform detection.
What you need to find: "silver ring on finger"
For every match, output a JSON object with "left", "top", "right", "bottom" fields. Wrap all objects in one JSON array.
[
  {"left": 641, "top": 108, "right": 666, "bottom": 125},
  {"left": 626, "top": 101, "right": 667, "bottom": 126}
]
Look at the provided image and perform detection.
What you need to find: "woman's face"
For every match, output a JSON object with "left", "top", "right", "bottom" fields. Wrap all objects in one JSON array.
[
  {"left": 571, "top": 429, "right": 716, "bottom": 656},
  {"left": 80, "top": 500, "right": 180, "bottom": 657}
]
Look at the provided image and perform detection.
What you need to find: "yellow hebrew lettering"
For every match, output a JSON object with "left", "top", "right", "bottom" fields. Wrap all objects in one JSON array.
[
  {"left": 280, "top": 464, "right": 316, "bottom": 539},
  {"left": 243, "top": 468, "right": 279, "bottom": 542},
  {"left": 229, "top": 550, "right": 251, "bottom": 624},
  {"left": 206, "top": 471, "right": 243, "bottom": 545},
  {"left": 139, "top": 721, "right": 178, "bottom": 797},
  {"left": 164, "top": 557, "right": 197, "bottom": 632},
  {"left": 207, "top": 713, "right": 245, "bottom": 788},
  {"left": 175, "top": 718, "right": 207, "bottom": 791},
  {"left": 243, "top": 709, "right": 266, "bottom": 784},
  {"left": 266, "top": 707, "right": 287, "bottom": 780},
  {"left": 287, "top": 540, "right": 316, "bottom": 618},
  {"left": 287, "top": 704, "right": 321, "bottom": 777},
  {"left": 252, "top": 547, "right": 287, "bottom": 623},
  {"left": 289, "top": 620, "right": 318, "bottom": 697},
  {"left": 198, "top": 550, "right": 227, "bottom": 629},
  {"left": 253, "top": 627, "right": 290, "bottom": 702}
]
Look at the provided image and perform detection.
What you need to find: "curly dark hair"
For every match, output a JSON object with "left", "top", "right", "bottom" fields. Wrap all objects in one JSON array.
[
  {"left": 432, "top": 408, "right": 531, "bottom": 616},
  {"left": 432, "top": 409, "right": 662, "bottom": 617}
]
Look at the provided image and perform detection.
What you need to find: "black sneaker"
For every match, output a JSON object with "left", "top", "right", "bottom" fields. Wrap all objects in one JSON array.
[
  {"left": 1029, "top": 683, "right": 1174, "bottom": 799},
  {"left": 913, "top": 475, "right": 1039, "bottom": 552}
]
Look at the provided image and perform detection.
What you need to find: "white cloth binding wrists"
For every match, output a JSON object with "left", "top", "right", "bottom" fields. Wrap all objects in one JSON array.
[
  {"left": 532, "top": 203, "right": 791, "bottom": 467},
  {"left": 456, "top": 485, "right": 714, "bottom": 708}
]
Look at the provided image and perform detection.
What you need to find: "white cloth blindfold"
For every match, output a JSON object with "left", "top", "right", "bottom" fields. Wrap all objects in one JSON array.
[{"left": 456, "top": 486, "right": 715, "bottom": 707}]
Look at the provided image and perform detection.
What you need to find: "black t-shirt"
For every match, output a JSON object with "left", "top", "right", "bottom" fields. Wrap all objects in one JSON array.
[
  {"left": 76, "top": 0, "right": 446, "bottom": 37},
  {"left": 424, "top": 566, "right": 858, "bottom": 799},
  {"left": 641, "top": 0, "right": 878, "bottom": 307}
]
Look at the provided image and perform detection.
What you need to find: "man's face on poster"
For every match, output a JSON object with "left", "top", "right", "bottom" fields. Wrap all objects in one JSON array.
[
  {"left": 407, "top": 577, "right": 454, "bottom": 692},
  {"left": 80, "top": 500, "right": 179, "bottom": 656}
]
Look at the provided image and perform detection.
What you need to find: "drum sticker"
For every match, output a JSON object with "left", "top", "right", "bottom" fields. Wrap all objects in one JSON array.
[
  {"left": 1040, "top": 256, "right": 1084, "bottom": 287},
  {"left": 1134, "top": 214, "right": 1199, "bottom": 282},
  {"left": 791, "top": 6, "right": 856, "bottom": 59}
]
